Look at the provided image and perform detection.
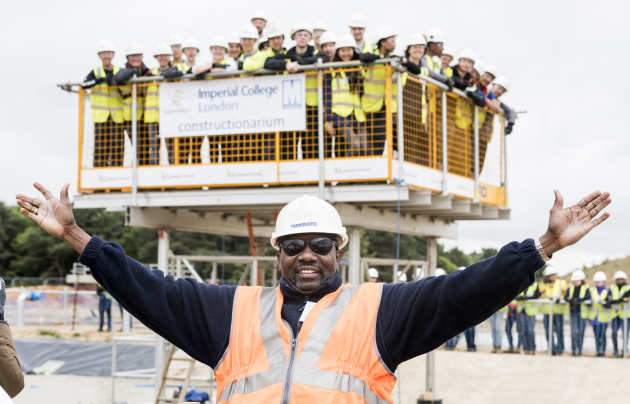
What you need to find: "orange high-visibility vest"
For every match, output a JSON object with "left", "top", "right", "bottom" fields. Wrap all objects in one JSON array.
[{"left": 214, "top": 283, "right": 396, "bottom": 403}]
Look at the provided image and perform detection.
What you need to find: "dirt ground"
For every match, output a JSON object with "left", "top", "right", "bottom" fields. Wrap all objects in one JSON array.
[{"left": 12, "top": 349, "right": 630, "bottom": 404}]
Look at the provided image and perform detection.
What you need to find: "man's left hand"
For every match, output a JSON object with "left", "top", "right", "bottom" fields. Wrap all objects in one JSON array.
[{"left": 539, "top": 190, "right": 611, "bottom": 257}]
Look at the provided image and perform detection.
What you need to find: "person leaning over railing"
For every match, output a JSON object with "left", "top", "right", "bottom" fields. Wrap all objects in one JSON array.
[
  {"left": 451, "top": 49, "right": 476, "bottom": 91},
  {"left": 441, "top": 48, "right": 454, "bottom": 78},
  {"left": 565, "top": 270, "right": 591, "bottom": 356},
  {"left": 488, "top": 76, "right": 517, "bottom": 135},
  {"left": 181, "top": 36, "right": 200, "bottom": 70},
  {"left": 609, "top": 271, "right": 629, "bottom": 357},
  {"left": 81, "top": 40, "right": 124, "bottom": 168},
  {"left": 590, "top": 271, "right": 612, "bottom": 356},
  {"left": 348, "top": 13, "right": 374, "bottom": 54},
  {"left": 0, "top": 277, "right": 24, "bottom": 398},
  {"left": 169, "top": 34, "right": 187, "bottom": 71},
  {"left": 401, "top": 34, "right": 430, "bottom": 133},
  {"left": 516, "top": 279, "right": 541, "bottom": 354},
  {"left": 143, "top": 43, "right": 186, "bottom": 166},
  {"left": 114, "top": 42, "right": 152, "bottom": 167},
  {"left": 235, "top": 26, "right": 259, "bottom": 70},
  {"left": 421, "top": 29, "right": 455, "bottom": 89},
  {"left": 227, "top": 32, "right": 242, "bottom": 61},
  {"left": 323, "top": 34, "right": 368, "bottom": 158},
  {"left": 193, "top": 36, "right": 238, "bottom": 77}
]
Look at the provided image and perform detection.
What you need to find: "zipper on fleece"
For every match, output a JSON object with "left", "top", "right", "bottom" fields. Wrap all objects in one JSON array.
[{"left": 281, "top": 320, "right": 298, "bottom": 404}]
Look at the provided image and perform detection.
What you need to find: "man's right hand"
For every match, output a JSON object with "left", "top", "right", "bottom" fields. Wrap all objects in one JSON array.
[
  {"left": 286, "top": 62, "right": 299, "bottom": 73},
  {"left": 16, "top": 182, "right": 91, "bottom": 254}
]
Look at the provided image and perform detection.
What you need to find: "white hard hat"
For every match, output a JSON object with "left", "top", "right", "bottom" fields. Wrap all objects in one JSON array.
[
  {"left": 270, "top": 195, "right": 348, "bottom": 249},
  {"left": 614, "top": 271, "right": 628, "bottom": 280},
  {"left": 374, "top": 25, "right": 397, "bottom": 43},
  {"left": 435, "top": 268, "right": 447, "bottom": 276},
  {"left": 292, "top": 21, "right": 312, "bottom": 38},
  {"left": 124, "top": 41, "right": 144, "bottom": 56},
  {"left": 458, "top": 48, "right": 476, "bottom": 63},
  {"left": 251, "top": 10, "right": 267, "bottom": 22},
  {"left": 97, "top": 40, "right": 116, "bottom": 54},
  {"left": 182, "top": 36, "right": 200, "bottom": 51},
  {"left": 349, "top": 12, "right": 367, "bottom": 28},
  {"left": 442, "top": 47, "right": 454, "bottom": 58},
  {"left": 593, "top": 271, "right": 607, "bottom": 282},
  {"left": 153, "top": 42, "right": 172, "bottom": 57},
  {"left": 424, "top": 28, "right": 444, "bottom": 43},
  {"left": 265, "top": 24, "right": 284, "bottom": 40},
  {"left": 397, "top": 272, "right": 408, "bottom": 282},
  {"left": 169, "top": 33, "right": 183, "bottom": 46},
  {"left": 482, "top": 64, "right": 497, "bottom": 78},
  {"left": 368, "top": 268, "right": 379, "bottom": 279},
  {"left": 493, "top": 76, "right": 510, "bottom": 92},
  {"left": 335, "top": 33, "right": 355, "bottom": 49},
  {"left": 228, "top": 32, "right": 241, "bottom": 45},
  {"left": 570, "top": 270, "right": 586, "bottom": 282},
  {"left": 407, "top": 33, "right": 426, "bottom": 47},
  {"left": 544, "top": 266, "right": 557, "bottom": 276},
  {"left": 209, "top": 35, "right": 228, "bottom": 51},
  {"left": 239, "top": 25, "right": 260, "bottom": 40},
  {"left": 313, "top": 20, "right": 328, "bottom": 31},
  {"left": 319, "top": 31, "right": 336, "bottom": 46}
]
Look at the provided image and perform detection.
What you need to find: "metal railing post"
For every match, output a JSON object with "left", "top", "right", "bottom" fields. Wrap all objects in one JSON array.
[
  {"left": 396, "top": 71, "right": 404, "bottom": 180},
  {"left": 317, "top": 61, "right": 325, "bottom": 199},
  {"left": 131, "top": 82, "right": 138, "bottom": 205},
  {"left": 624, "top": 302, "right": 628, "bottom": 358},
  {"left": 441, "top": 91, "right": 448, "bottom": 195},
  {"left": 473, "top": 105, "right": 479, "bottom": 202},
  {"left": 385, "top": 65, "right": 393, "bottom": 182},
  {"left": 502, "top": 117, "right": 508, "bottom": 205},
  {"left": 548, "top": 301, "right": 553, "bottom": 356}
]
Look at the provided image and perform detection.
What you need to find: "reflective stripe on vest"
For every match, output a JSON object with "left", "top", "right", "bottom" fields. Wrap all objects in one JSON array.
[
  {"left": 610, "top": 284, "right": 630, "bottom": 319},
  {"left": 305, "top": 68, "right": 318, "bottom": 107},
  {"left": 589, "top": 288, "right": 610, "bottom": 322},
  {"left": 121, "top": 76, "right": 145, "bottom": 121},
  {"left": 331, "top": 72, "right": 366, "bottom": 122},
  {"left": 422, "top": 55, "right": 441, "bottom": 74},
  {"left": 214, "top": 283, "right": 396, "bottom": 403},
  {"left": 568, "top": 285, "right": 589, "bottom": 319},
  {"left": 90, "top": 66, "right": 123, "bottom": 123}
]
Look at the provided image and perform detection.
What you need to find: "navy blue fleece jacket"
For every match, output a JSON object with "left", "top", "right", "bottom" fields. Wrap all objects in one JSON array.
[{"left": 79, "top": 236, "right": 543, "bottom": 371}]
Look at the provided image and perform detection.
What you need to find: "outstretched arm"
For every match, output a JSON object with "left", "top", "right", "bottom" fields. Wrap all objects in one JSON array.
[
  {"left": 15, "top": 183, "right": 235, "bottom": 368},
  {"left": 376, "top": 189, "right": 611, "bottom": 370}
]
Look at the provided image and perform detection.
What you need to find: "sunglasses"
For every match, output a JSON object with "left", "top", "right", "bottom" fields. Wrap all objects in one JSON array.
[{"left": 279, "top": 237, "right": 337, "bottom": 256}]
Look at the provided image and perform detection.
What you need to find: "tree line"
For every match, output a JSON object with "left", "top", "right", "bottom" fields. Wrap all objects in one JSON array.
[{"left": 0, "top": 202, "right": 497, "bottom": 281}]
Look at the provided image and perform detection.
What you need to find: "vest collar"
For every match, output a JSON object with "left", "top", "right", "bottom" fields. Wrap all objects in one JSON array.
[{"left": 279, "top": 271, "right": 342, "bottom": 302}]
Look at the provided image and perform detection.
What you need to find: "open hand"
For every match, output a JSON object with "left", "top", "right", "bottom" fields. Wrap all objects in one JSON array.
[{"left": 539, "top": 190, "right": 611, "bottom": 256}]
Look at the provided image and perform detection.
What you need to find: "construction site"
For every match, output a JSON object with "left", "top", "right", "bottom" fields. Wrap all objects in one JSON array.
[{"left": 2, "top": 2, "right": 629, "bottom": 404}]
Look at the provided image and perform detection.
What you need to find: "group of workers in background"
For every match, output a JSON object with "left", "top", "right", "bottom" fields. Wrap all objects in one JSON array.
[
  {"left": 368, "top": 266, "right": 630, "bottom": 357},
  {"left": 80, "top": 12, "right": 517, "bottom": 167}
]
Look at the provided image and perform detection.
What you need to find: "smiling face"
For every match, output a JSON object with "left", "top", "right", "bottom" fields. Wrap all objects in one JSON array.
[
  {"left": 98, "top": 51, "right": 114, "bottom": 66},
  {"left": 295, "top": 30, "right": 311, "bottom": 47},
  {"left": 127, "top": 54, "right": 143, "bottom": 68},
  {"left": 321, "top": 42, "right": 335, "bottom": 58},
  {"left": 277, "top": 233, "right": 342, "bottom": 295},
  {"left": 210, "top": 46, "right": 226, "bottom": 62},
  {"left": 337, "top": 46, "right": 354, "bottom": 61},
  {"left": 269, "top": 36, "right": 284, "bottom": 52},
  {"left": 350, "top": 27, "right": 364, "bottom": 42}
]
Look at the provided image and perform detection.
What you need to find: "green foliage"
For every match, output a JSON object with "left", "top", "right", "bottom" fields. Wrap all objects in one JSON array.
[{"left": 38, "top": 329, "right": 61, "bottom": 338}]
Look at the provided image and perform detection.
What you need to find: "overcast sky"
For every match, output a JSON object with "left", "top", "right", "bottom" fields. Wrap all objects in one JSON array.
[{"left": 2, "top": 0, "right": 628, "bottom": 275}]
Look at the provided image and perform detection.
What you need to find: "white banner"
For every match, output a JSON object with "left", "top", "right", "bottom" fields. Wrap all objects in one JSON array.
[{"left": 159, "top": 73, "right": 306, "bottom": 138}]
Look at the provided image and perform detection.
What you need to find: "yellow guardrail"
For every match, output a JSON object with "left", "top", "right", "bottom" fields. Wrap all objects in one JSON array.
[{"left": 66, "top": 60, "right": 507, "bottom": 205}]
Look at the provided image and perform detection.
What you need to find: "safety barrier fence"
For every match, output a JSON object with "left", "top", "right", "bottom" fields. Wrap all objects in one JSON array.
[
  {"left": 60, "top": 59, "right": 507, "bottom": 206},
  {"left": 464, "top": 300, "right": 630, "bottom": 358}
]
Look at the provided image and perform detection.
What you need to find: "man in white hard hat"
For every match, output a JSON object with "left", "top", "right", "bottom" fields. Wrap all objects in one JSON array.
[
  {"left": 609, "top": 270, "right": 629, "bottom": 357},
  {"left": 564, "top": 270, "right": 590, "bottom": 356},
  {"left": 169, "top": 34, "right": 187, "bottom": 70},
  {"left": 182, "top": 36, "right": 200, "bottom": 69},
  {"left": 591, "top": 271, "right": 611, "bottom": 356},
  {"left": 489, "top": 76, "right": 517, "bottom": 135},
  {"left": 251, "top": 10, "right": 267, "bottom": 39},
  {"left": 312, "top": 20, "right": 328, "bottom": 52},
  {"left": 81, "top": 40, "right": 124, "bottom": 168},
  {"left": 236, "top": 26, "right": 259, "bottom": 69},
  {"left": 16, "top": 185, "right": 610, "bottom": 402},
  {"left": 367, "top": 268, "right": 379, "bottom": 282},
  {"left": 421, "top": 28, "right": 454, "bottom": 88},
  {"left": 193, "top": 36, "right": 237, "bottom": 78},
  {"left": 539, "top": 265, "right": 567, "bottom": 355},
  {"left": 227, "top": 32, "right": 242, "bottom": 60},
  {"left": 349, "top": 13, "right": 372, "bottom": 53},
  {"left": 242, "top": 25, "right": 297, "bottom": 73},
  {"left": 441, "top": 48, "right": 454, "bottom": 77},
  {"left": 114, "top": 42, "right": 152, "bottom": 166}
]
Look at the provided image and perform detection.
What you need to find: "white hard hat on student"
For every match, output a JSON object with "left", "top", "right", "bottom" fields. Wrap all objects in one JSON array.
[
  {"left": 271, "top": 195, "right": 348, "bottom": 249},
  {"left": 368, "top": 268, "right": 379, "bottom": 279},
  {"left": 570, "top": 270, "right": 586, "bottom": 281}
]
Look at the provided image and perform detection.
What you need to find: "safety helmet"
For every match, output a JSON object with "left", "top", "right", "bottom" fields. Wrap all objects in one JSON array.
[
  {"left": 374, "top": 26, "right": 397, "bottom": 43},
  {"left": 424, "top": 28, "right": 444, "bottom": 44},
  {"left": 335, "top": 33, "right": 355, "bottom": 50},
  {"left": 613, "top": 271, "right": 628, "bottom": 280},
  {"left": 493, "top": 76, "right": 510, "bottom": 92},
  {"left": 570, "top": 270, "right": 586, "bottom": 281},
  {"left": 169, "top": 33, "right": 183, "bottom": 46},
  {"left": 239, "top": 26, "right": 259, "bottom": 40},
  {"left": 544, "top": 266, "right": 557, "bottom": 277},
  {"left": 265, "top": 24, "right": 284, "bottom": 40},
  {"left": 291, "top": 22, "right": 312, "bottom": 39},
  {"left": 458, "top": 48, "right": 476, "bottom": 63},
  {"left": 228, "top": 32, "right": 241, "bottom": 45},
  {"left": 251, "top": 10, "right": 267, "bottom": 22},
  {"left": 182, "top": 36, "right": 200, "bottom": 51},
  {"left": 313, "top": 20, "right": 328, "bottom": 32},
  {"left": 368, "top": 268, "right": 379, "bottom": 279},
  {"left": 124, "top": 41, "right": 144, "bottom": 56},
  {"left": 593, "top": 271, "right": 607, "bottom": 282},
  {"left": 482, "top": 64, "right": 497, "bottom": 78},
  {"left": 97, "top": 40, "right": 116, "bottom": 54},
  {"left": 435, "top": 268, "right": 447, "bottom": 276},
  {"left": 209, "top": 35, "right": 228, "bottom": 51},
  {"left": 441, "top": 47, "right": 454, "bottom": 58},
  {"left": 270, "top": 195, "right": 348, "bottom": 250},
  {"left": 397, "top": 271, "right": 408, "bottom": 282},
  {"left": 319, "top": 31, "right": 336, "bottom": 46},
  {"left": 407, "top": 33, "right": 426, "bottom": 47},
  {"left": 349, "top": 12, "right": 367, "bottom": 29},
  {"left": 153, "top": 42, "right": 172, "bottom": 57}
]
